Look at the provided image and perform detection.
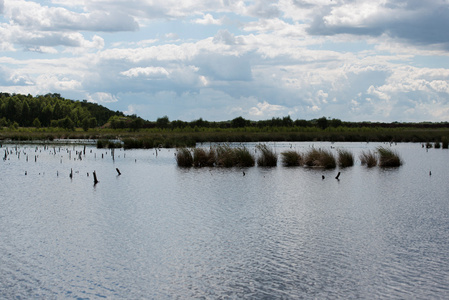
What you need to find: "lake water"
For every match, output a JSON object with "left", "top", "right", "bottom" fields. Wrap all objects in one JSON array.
[{"left": 1, "top": 141, "right": 449, "bottom": 299}]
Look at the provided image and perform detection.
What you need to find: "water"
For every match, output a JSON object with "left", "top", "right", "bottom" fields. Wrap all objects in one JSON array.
[{"left": 1, "top": 142, "right": 449, "bottom": 299}]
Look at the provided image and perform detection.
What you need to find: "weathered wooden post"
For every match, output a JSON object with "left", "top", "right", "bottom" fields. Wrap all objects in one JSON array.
[{"left": 93, "top": 171, "right": 99, "bottom": 185}]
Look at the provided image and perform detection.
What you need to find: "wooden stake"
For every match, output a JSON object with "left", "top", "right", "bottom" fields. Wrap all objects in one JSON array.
[{"left": 93, "top": 171, "right": 99, "bottom": 185}]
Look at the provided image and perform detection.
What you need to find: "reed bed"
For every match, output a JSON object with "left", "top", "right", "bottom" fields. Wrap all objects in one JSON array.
[
  {"left": 256, "top": 144, "right": 278, "bottom": 167},
  {"left": 337, "top": 149, "right": 354, "bottom": 168},
  {"left": 359, "top": 150, "right": 377, "bottom": 167},
  {"left": 303, "top": 148, "right": 336, "bottom": 168},
  {"left": 176, "top": 148, "right": 193, "bottom": 167},
  {"left": 434, "top": 142, "right": 441, "bottom": 149},
  {"left": 377, "top": 147, "right": 402, "bottom": 167},
  {"left": 280, "top": 150, "right": 302, "bottom": 166}
]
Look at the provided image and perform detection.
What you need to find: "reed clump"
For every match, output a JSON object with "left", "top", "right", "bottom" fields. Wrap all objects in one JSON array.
[
  {"left": 303, "top": 148, "right": 336, "bottom": 168},
  {"left": 213, "top": 145, "right": 255, "bottom": 167},
  {"left": 256, "top": 144, "right": 278, "bottom": 167},
  {"left": 234, "top": 146, "right": 255, "bottom": 167},
  {"left": 434, "top": 141, "right": 441, "bottom": 149},
  {"left": 280, "top": 150, "right": 302, "bottom": 166},
  {"left": 377, "top": 146, "right": 402, "bottom": 167},
  {"left": 176, "top": 148, "right": 193, "bottom": 167},
  {"left": 337, "top": 149, "right": 354, "bottom": 168},
  {"left": 193, "top": 148, "right": 215, "bottom": 167},
  {"left": 442, "top": 137, "right": 448, "bottom": 149},
  {"left": 215, "top": 144, "right": 237, "bottom": 167},
  {"left": 359, "top": 150, "right": 377, "bottom": 167}
]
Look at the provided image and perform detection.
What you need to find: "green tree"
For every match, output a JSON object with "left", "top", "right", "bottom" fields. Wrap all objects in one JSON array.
[
  {"left": 21, "top": 100, "right": 31, "bottom": 126},
  {"left": 40, "top": 104, "right": 53, "bottom": 126},
  {"left": 316, "top": 117, "right": 329, "bottom": 130},
  {"left": 156, "top": 115, "right": 170, "bottom": 129},
  {"left": 61, "top": 116, "right": 75, "bottom": 130},
  {"left": 32, "top": 117, "right": 41, "bottom": 128},
  {"left": 231, "top": 116, "right": 248, "bottom": 128}
]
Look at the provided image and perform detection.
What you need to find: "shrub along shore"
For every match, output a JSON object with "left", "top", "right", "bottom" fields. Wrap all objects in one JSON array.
[{"left": 1, "top": 126, "right": 449, "bottom": 149}]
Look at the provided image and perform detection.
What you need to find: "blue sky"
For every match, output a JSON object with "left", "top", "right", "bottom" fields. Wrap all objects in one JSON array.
[{"left": 1, "top": 0, "right": 449, "bottom": 122}]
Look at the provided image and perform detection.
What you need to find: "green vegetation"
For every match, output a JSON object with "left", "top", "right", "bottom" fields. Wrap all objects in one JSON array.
[
  {"left": 193, "top": 148, "right": 215, "bottom": 167},
  {"left": 281, "top": 150, "right": 302, "bottom": 167},
  {"left": 2, "top": 93, "right": 449, "bottom": 148},
  {"left": 443, "top": 137, "right": 448, "bottom": 149},
  {"left": 303, "top": 148, "right": 336, "bottom": 169},
  {"left": 360, "top": 150, "right": 378, "bottom": 167},
  {"left": 377, "top": 147, "right": 402, "bottom": 167},
  {"left": 96, "top": 139, "right": 122, "bottom": 149},
  {"left": 256, "top": 144, "right": 278, "bottom": 167},
  {"left": 0, "top": 92, "right": 125, "bottom": 130},
  {"left": 175, "top": 144, "right": 255, "bottom": 168},
  {"left": 176, "top": 148, "right": 193, "bottom": 168},
  {"left": 337, "top": 149, "right": 354, "bottom": 168}
]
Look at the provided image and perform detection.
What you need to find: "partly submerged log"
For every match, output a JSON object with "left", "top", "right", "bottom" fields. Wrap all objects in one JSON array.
[{"left": 335, "top": 172, "right": 341, "bottom": 180}]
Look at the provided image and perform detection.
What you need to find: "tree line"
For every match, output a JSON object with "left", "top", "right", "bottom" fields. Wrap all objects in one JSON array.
[
  {"left": 1, "top": 93, "right": 448, "bottom": 131},
  {"left": 0, "top": 93, "right": 124, "bottom": 130}
]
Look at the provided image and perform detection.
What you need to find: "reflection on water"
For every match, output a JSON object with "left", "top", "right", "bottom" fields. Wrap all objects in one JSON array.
[{"left": 1, "top": 142, "right": 449, "bottom": 298}]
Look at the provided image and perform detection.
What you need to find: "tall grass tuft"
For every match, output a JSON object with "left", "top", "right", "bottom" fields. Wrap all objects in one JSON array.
[
  {"left": 319, "top": 149, "right": 337, "bottom": 169},
  {"left": 304, "top": 148, "right": 321, "bottom": 167},
  {"left": 215, "top": 144, "right": 236, "bottom": 167},
  {"left": 193, "top": 148, "right": 215, "bottom": 167},
  {"left": 377, "top": 146, "right": 402, "bottom": 167},
  {"left": 234, "top": 146, "right": 255, "bottom": 167},
  {"left": 281, "top": 150, "right": 302, "bottom": 166},
  {"left": 176, "top": 148, "right": 193, "bottom": 167},
  {"left": 360, "top": 150, "right": 377, "bottom": 167},
  {"left": 338, "top": 149, "right": 354, "bottom": 168},
  {"left": 256, "top": 144, "right": 278, "bottom": 167},
  {"left": 304, "top": 148, "right": 336, "bottom": 168},
  {"left": 434, "top": 141, "right": 441, "bottom": 149},
  {"left": 442, "top": 137, "right": 448, "bottom": 149}
]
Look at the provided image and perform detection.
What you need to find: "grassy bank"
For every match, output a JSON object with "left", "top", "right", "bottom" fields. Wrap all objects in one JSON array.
[{"left": 2, "top": 126, "right": 449, "bottom": 148}]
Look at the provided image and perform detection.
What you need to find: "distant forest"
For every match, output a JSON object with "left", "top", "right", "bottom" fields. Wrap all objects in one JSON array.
[{"left": 1, "top": 92, "right": 449, "bottom": 131}]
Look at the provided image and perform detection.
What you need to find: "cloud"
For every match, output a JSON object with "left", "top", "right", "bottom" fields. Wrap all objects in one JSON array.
[
  {"left": 193, "top": 13, "right": 224, "bottom": 25},
  {"left": 212, "top": 29, "right": 244, "bottom": 45},
  {"left": 194, "top": 52, "right": 252, "bottom": 81},
  {"left": 121, "top": 67, "right": 170, "bottom": 78},
  {"left": 5, "top": 0, "right": 138, "bottom": 32},
  {"left": 87, "top": 92, "right": 118, "bottom": 104},
  {"left": 249, "top": 101, "right": 287, "bottom": 117},
  {"left": 247, "top": 0, "right": 280, "bottom": 19},
  {"left": 307, "top": 0, "right": 449, "bottom": 49},
  {"left": 1, "top": 0, "right": 449, "bottom": 123}
]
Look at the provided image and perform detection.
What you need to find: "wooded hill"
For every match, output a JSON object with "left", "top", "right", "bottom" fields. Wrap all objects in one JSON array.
[{"left": 0, "top": 93, "right": 125, "bottom": 130}]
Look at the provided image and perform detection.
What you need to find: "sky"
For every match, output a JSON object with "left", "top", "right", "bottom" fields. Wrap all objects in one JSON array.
[{"left": 1, "top": 0, "right": 449, "bottom": 122}]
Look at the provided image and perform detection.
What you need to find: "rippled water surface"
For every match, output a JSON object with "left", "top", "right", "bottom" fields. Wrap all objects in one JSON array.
[{"left": 1, "top": 142, "right": 449, "bottom": 299}]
